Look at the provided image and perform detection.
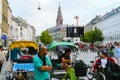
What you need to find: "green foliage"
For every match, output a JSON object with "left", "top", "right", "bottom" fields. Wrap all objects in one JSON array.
[
  {"left": 93, "top": 27, "right": 104, "bottom": 42},
  {"left": 80, "top": 27, "right": 104, "bottom": 43},
  {"left": 40, "top": 30, "right": 53, "bottom": 44}
]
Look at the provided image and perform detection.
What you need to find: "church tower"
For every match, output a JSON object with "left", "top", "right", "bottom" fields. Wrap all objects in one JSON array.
[{"left": 56, "top": 4, "right": 63, "bottom": 26}]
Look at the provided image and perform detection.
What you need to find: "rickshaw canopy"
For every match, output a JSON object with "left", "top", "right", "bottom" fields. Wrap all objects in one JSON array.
[
  {"left": 9, "top": 41, "right": 38, "bottom": 50},
  {"left": 48, "top": 42, "right": 78, "bottom": 51}
]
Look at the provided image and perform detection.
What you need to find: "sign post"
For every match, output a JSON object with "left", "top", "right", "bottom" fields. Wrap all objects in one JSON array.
[{"left": 1, "top": 34, "right": 7, "bottom": 47}]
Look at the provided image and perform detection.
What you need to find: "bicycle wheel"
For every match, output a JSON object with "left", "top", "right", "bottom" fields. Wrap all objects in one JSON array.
[
  {"left": 96, "top": 72, "right": 106, "bottom": 80},
  {"left": 86, "top": 67, "right": 94, "bottom": 80}
]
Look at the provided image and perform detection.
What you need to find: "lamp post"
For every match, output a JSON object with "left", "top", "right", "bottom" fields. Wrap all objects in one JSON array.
[{"left": 38, "top": 2, "right": 41, "bottom": 10}]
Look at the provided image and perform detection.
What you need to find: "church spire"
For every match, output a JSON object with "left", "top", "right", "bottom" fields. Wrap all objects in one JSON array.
[{"left": 56, "top": 3, "right": 63, "bottom": 26}]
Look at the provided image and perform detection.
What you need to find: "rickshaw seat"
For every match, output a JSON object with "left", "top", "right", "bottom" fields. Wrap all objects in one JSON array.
[
  {"left": 18, "top": 55, "right": 33, "bottom": 63},
  {"left": 13, "top": 63, "right": 34, "bottom": 72}
]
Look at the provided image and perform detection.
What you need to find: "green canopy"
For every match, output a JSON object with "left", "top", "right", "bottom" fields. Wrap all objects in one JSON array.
[{"left": 48, "top": 42, "right": 78, "bottom": 51}]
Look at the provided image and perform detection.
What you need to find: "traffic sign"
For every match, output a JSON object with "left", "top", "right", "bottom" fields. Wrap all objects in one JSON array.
[{"left": 1, "top": 35, "right": 7, "bottom": 40}]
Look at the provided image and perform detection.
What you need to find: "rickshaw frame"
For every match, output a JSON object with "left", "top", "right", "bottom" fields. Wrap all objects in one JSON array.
[
  {"left": 7, "top": 41, "right": 38, "bottom": 80},
  {"left": 48, "top": 42, "right": 79, "bottom": 80}
]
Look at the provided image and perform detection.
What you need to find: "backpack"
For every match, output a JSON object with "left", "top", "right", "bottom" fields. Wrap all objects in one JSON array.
[
  {"left": 74, "top": 60, "right": 87, "bottom": 77},
  {"left": 110, "top": 62, "right": 120, "bottom": 72},
  {"left": 107, "top": 60, "right": 120, "bottom": 80}
]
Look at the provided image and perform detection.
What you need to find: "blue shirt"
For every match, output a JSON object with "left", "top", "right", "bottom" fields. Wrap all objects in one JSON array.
[
  {"left": 10, "top": 48, "right": 21, "bottom": 60},
  {"left": 114, "top": 47, "right": 120, "bottom": 58},
  {"left": 33, "top": 55, "right": 52, "bottom": 80}
]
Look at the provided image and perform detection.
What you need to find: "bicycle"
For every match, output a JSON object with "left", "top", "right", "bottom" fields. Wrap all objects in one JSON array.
[
  {"left": 86, "top": 56, "right": 106, "bottom": 80},
  {"left": 86, "top": 60, "right": 94, "bottom": 79}
]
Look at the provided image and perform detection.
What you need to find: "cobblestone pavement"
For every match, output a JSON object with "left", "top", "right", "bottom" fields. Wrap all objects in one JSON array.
[{"left": 0, "top": 60, "right": 12, "bottom": 80}]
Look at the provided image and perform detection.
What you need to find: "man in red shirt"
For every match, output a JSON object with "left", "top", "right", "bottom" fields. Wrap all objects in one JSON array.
[
  {"left": 94, "top": 48, "right": 115, "bottom": 71},
  {"left": 93, "top": 48, "right": 116, "bottom": 80}
]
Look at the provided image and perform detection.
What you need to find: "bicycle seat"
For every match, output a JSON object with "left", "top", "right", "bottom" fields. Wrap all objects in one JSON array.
[{"left": 90, "top": 61, "right": 94, "bottom": 64}]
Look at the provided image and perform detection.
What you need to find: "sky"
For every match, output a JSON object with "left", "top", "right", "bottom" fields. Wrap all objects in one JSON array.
[{"left": 7, "top": 0, "right": 120, "bottom": 36}]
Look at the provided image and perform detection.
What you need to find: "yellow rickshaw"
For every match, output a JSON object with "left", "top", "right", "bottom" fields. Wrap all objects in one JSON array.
[{"left": 7, "top": 41, "right": 38, "bottom": 80}]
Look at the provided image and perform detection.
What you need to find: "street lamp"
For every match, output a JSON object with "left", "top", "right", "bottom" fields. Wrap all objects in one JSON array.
[{"left": 38, "top": 3, "right": 41, "bottom": 10}]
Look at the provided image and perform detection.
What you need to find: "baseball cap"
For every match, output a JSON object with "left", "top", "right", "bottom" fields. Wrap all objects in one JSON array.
[{"left": 99, "top": 48, "right": 108, "bottom": 56}]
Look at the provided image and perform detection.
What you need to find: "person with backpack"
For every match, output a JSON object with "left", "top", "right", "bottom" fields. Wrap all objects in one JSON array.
[{"left": 93, "top": 48, "right": 116, "bottom": 80}]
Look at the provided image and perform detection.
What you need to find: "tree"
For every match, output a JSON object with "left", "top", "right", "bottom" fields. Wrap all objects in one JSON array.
[
  {"left": 80, "top": 30, "right": 93, "bottom": 42},
  {"left": 80, "top": 27, "right": 104, "bottom": 44},
  {"left": 40, "top": 30, "right": 53, "bottom": 45},
  {"left": 92, "top": 27, "right": 104, "bottom": 42}
]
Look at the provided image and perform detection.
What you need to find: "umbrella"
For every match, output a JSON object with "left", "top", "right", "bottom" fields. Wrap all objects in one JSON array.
[{"left": 48, "top": 42, "right": 78, "bottom": 51}]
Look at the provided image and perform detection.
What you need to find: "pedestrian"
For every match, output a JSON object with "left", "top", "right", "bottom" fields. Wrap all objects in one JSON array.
[
  {"left": 107, "top": 42, "right": 115, "bottom": 57},
  {"left": 33, "top": 45, "right": 52, "bottom": 80},
  {"left": 114, "top": 42, "right": 120, "bottom": 66},
  {"left": 10, "top": 47, "right": 22, "bottom": 62},
  {"left": 0, "top": 46, "right": 6, "bottom": 73},
  {"left": 24, "top": 48, "right": 29, "bottom": 55},
  {"left": 2, "top": 47, "right": 9, "bottom": 61}
]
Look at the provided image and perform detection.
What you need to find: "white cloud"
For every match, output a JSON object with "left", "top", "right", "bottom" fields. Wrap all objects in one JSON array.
[{"left": 27, "top": 10, "right": 55, "bottom": 35}]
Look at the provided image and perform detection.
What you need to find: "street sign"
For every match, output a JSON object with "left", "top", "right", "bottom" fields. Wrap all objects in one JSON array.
[{"left": 1, "top": 35, "right": 7, "bottom": 40}]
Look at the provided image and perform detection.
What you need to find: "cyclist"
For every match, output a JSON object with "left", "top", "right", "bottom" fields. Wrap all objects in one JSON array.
[{"left": 93, "top": 48, "right": 116, "bottom": 80}]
